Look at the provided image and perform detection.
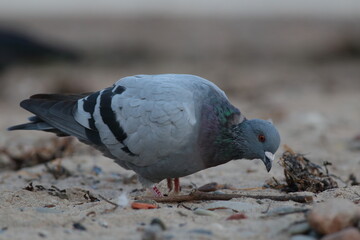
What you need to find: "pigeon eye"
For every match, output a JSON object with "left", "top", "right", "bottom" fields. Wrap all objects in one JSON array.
[{"left": 258, "top": 135, "right": 266, "bottom": 142}]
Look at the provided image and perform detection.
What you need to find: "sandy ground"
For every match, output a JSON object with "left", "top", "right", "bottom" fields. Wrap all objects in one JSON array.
[{"left": 0, "top": 17, "right": 360, "bottom": 240}]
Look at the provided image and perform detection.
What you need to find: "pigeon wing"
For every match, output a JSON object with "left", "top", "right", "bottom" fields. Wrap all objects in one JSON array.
[{"left": 74, "top": 77, "right": 197, "bottom": 168}]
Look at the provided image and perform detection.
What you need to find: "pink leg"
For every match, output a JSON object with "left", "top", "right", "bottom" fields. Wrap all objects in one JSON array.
[
  {"left": 152, "top": 185, "right": 163, "bottom": 197},
  {"left": 167, "top": 178, "right": 173, "bottom": 192},
  {"left": 174, "top": 178, "right": 180, "bottom": 193}
]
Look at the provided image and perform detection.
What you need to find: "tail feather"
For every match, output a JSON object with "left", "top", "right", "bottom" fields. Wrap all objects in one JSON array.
[
  {"left": 8, "top": 116, "right": 69, "bottom": 136},
  {"left": 17, "top": 95, "right": 88, "bottom": 141},
  {"left": 8, "top": 121, "right": 53, "bottom": 131},
  {"left": 9, "top": 93, "right": 94, "bottom": 141},
  {"left": 30, "top": 93, "right": 90, "bottom": 101},
  {"left": 9, "top": 92, "right": 117, "bottom": 160}
]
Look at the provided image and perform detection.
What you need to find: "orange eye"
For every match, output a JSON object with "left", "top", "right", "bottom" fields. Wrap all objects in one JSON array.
[{"left": 258, "top": 135, "right": 266, "bottom": 142}]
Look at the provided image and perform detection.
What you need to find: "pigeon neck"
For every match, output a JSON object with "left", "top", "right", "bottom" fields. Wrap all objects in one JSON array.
[
  {"left": 215, "top": 125, "right": 245, "bottom": 162},
  {"left": 202, "top": 124, "right": 244, "bottom": 168},
  {"left": 198, "top": 98, "right": 244, "bottom": 168}
]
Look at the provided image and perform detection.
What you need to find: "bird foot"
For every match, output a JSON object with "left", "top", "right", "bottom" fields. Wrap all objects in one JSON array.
[
  {"left": 174, "top": 178, "right": 180, "bottom": 194},
  {"left": 150, "top": 178, "right": 181, "bottom": 197},
  {"left": 166, "top": 178, "right": 181, "bottom": 194}
]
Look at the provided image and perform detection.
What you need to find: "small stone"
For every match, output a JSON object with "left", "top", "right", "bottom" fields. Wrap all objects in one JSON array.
[
  {"left": 347, "top": 134, "right": 360, "bottom": 151},
  {"left": 287, "top": 222, "right": 311, "bottom": 235},
  {"left": 91, "top": 165, "right": 102, "bottom": 175},
  {"left": 141, "top": 226, "right": 163, "bottom": 240},
  {"left": 189, "top": 229, "right": 213, "bottom": 235},
  {"left": 266, "top": 206, "right": 307, "bottom": 217},
  {"left": 321, "top": 228, "right": 360, "bottom": 240},
  {"left": 291, "top": 235, "right": 316, "bottom": 240},
  {"left": 98, "top": 219, "right": 108, "bottom": 228},
  {"left": 150, "top": 218, "right": 166, "bottom": 230},
  {"left": 38, "top": 232, "right": 47, "bottom": 238},
  {"left": 73, "top": 222, "right": 86, "bottom": 231},
  {"left": 35, "top": 207, "right": 63, "bottom": 214},
  {"left": 307, "top": 199, "right": 360, "bottom": 235},
  {"left": 142, "top": 218, "right": 165, "bottom": 240},
  {"left": 177, "top": 211, "right": 187, "bottom": 217},
  {"left": 193, "top": 208, "right": 218, "bottom": 216},
  {"left": 198, "top": 182, "right": 218, "bottom": 192}
]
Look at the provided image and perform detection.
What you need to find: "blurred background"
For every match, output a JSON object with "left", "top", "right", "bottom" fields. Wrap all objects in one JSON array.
[{"left": 1, "top": 0, "right": 360, "bottom": 176}]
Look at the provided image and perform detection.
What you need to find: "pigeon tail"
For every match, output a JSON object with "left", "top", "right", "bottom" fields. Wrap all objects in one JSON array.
[
  {"left": 8, "top": 116, "right": 68, "bottom": 136},
  {"left": 9, "top": 93, "right": 101, "bottom": 143}
]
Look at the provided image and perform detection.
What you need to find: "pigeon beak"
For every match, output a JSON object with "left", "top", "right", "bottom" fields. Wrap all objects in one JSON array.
[{"left": 262, "top": 151, "right": 275, "bottom": 172}]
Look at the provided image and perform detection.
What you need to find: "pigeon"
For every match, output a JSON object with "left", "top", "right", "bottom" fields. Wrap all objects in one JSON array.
[{"left": 8, "top": 74, "right": 280, "bottom": 196}]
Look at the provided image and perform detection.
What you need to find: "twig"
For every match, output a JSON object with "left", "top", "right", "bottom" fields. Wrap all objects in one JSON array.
[
  {"left": 99, "top": 194, "right": 119, "bottom": 208},
  {"left": 261, "top": 203, "right": 271, "bottom": 214},
  {"left": 137, "top": 190, "right": 313, "bottom": 203},
  {"left": 98, "top": 194, "right": 119, "bottom": 213},
  {"left": 323, "top": 161, "right": 332, "bottom": 175}
]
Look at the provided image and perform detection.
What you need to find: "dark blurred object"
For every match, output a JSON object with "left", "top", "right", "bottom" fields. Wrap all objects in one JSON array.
[
  {"left": 313, "top": 36, "right": 360, "bottom": 63},
  {"left": 348, "top": 173, "right": 359, "bottom": 186},
  {"left": 347, "top": 133, "right": 360, "bottom": 151},
  {"left": 0, "top": 28, "right": 79, "bottom": 71}
]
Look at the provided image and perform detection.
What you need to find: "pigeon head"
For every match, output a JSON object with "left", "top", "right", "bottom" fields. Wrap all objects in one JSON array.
[{"left": 234, "top": 119, "right": 280, "bottom": 172}]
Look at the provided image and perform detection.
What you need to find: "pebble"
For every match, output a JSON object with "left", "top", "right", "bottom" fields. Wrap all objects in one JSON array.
[
  {"left": 321, "top": 228, "right": 360, "bottom": 240},
  {"left": 307, "top": 199, "right": 360, "bottom": 235},
  {"left": 73, "top": 222, "right": 86, "bottom": 231},
  {"left": 287, "top": 222, "right": 311, "bottom": 235},
  {"left": 142, "top": 218, "right": 166, "bottom": 240},
  {"left": 142, "top": 225, "right": 163, "bottom": 240},
  {"left": 35, "top": 207, "right": 63, "bottom": 214},
  {"left": 188, "top": 229, "right": 213, "bottom": 235},
  {"left": 266, "top": 206, "right": 308, "bottom": 217},
  {"left": 198, "top": 182, "right": 218, "bottom": 192},
  {"left": 347, "top": 134, "right": 360, "bottom": 151},
  {"left": 38, "top": 231, "right": 47, "bottom": 238},
  {"left": 291, "top": 235, "right": 316, "bottom": 240},
  {"left": 91, "top": 166, "right": 102, "bottom": 175},
  {"left": 150, "top": 218, "right": 166, "bottom": 230},
  {"left": 98, "top": 219, "right": 108, "bottom": 228},
  {"left": 193, "top": 208, "right": 218, "bottom": 216}
]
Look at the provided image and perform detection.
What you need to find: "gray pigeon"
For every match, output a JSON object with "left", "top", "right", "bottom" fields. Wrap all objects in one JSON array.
[{"left": 9, "top": 74, "right": 280, "bottom": 196}]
